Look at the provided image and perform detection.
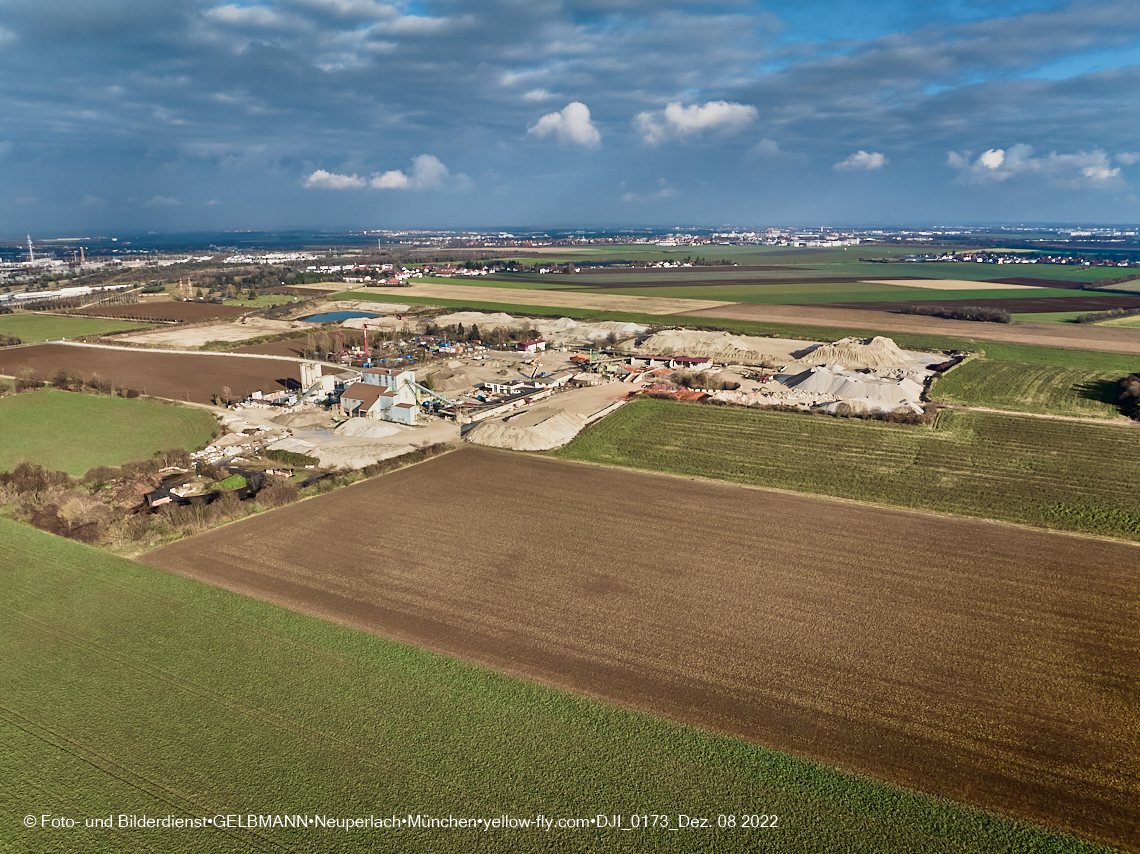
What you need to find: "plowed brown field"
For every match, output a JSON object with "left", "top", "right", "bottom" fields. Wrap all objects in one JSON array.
[
  {"left": 0, "top": 344, "right": 300, "bottom": 402},
  {"left": 142, "top": 447, "right": 1140, "bottom": 851}
]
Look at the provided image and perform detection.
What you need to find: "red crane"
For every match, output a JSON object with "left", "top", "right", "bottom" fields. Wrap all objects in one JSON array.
[{"left": 362, "top": 324, "right": 369, "bottom": 365}]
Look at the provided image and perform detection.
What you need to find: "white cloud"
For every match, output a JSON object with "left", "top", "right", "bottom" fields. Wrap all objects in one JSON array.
[
  {"left": 528, "top": 102, "right": 601, "bottom": 147},
  {"left": 621, "top": 178, "right": 679, "bottom": 202},
  {"left": 1117, "top": 152, "right": 1140, "bottom": 165},
  {"left": 834, "top": 150, "right": 887, "bottom": 171},
  {"left": 522, "top": 89, "right": 555, "bottom": 102},
  {"left": 748, "top": 138, "right": 780, "bottom": 158},
  {"left": 370, "top": 154, "right": 470, "bottom": 191},
  {"left": 979, "top": 148, "right": 1005, "bottom": 170},
  {"left": 304, "top": 169, "right": 367, "bottom": 189},
  {"left": 143, "top": 195, "right": 182, "bottom": 207},
  {"left": 948, "top": 145, "right": 1123, "bottom": 188},
  {"left": 633, "top": 100, "right": 757, "bottom": 145}
]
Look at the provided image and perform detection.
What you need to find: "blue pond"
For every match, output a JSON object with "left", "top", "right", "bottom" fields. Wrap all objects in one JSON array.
[{"left": 301, "top": 311, "right": 380, "bottom": 323}]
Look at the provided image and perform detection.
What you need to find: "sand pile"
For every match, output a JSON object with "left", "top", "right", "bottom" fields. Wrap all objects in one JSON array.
[
  {"left": 625, "top": 330, "right": 810, "bottom": 365},
  {"left": 784, "top": 365, "right": 924, "bottom": 405},
  {"left": 267, "top": 437, "right": 317, "bottom": 455},
  {"left": 431, "top": 311, "right": 648, "bottom": 346},
  {"left": 436, "top": 311, "right": 517, "bottom": 329},
  {"left": 466, "top": 411, "right": 588, "bottom": 451},
  {"left": 335, "top": 419, "right": 403, "bottom": 438},
  {"left": 797, "top": 336, "right": 909, "bottom": 368},
  {"left": 273, "top": 411, "right": 335, "bottom": 429}
]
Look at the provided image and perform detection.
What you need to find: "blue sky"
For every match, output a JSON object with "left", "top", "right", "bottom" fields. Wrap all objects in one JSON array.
[{"left": 1, "top": 0, "right": 1139, "bottom": 232}]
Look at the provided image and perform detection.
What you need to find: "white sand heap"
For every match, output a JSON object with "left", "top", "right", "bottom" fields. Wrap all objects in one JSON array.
[
  {"left": 465, "top": 411, "right": 588, "bottom": 451},
  {"left": 273, "top": 411, "right": 335, "bottom": 429},
  {"left": 335, "top": 419, "right": 403, "bottom": 438},
  {"left": 436, "top": 311, "right": 517, "bottom": 329},
  {"left": 797, "top": 336, "right": 910, "bottom": 369},
  {"left": 784, "top": 365, "right": 925, "bottom": 405},
  {"left": 432, "top": 312, "right": 648, "bottom": 346},
  {"left": 624, "top": 329, "right": 809, "bottom": 364},
  {"left": 267, "top": 437, "right": 317, "bottom": 455}
]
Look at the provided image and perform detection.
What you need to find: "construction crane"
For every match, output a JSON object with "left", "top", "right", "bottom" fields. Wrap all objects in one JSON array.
[{"left": 361, "top": 324, "right": 370, "bottom": 367}]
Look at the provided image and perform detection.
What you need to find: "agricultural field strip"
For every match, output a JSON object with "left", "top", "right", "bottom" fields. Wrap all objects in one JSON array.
[
  {"left": 555, "top": 402, "right": 1140, "bottom": 540},
  {"left": 7, "top": 525, "right": 1094, "bottom": 854},
  {"left": 680, "top": 303, "right": 1140, "bottom": 357},
  {"left": 0, "top": 345, "right": 304, "bottom": 406},
  {"left": 0, "top": 707, "right": 289, "bottom": 854},
  {"left": 0, "top": 606, "right": 498, "bottom": 815},
  {"left": 345, "top": 283, "right": 735, "bottom": 314},
  {"left": 0, "top": 314, "right": 150, "bottom": 342},
  {"left": 930, "top": 360, "right": 1126, "bottom": 419},
  {"left": 139, "top": 449, "right": 1140, "bottom": 851},
  {"left": 0, "top": 389, "right": 217, "bottom": 476}
]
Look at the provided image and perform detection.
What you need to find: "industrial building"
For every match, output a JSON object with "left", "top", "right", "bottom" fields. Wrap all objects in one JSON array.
[{"left": 339, "top": 367, "right": 420, "bottom": 425}]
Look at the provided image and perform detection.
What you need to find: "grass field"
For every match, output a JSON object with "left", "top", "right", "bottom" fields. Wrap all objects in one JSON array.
[
  {"left": 222, "top": 294, "right": 307, "bottom": 307},
  {"left": 1100, "top": 314, "right": 1140, "bottom": 328},
  {"left": 3, "top": 517, "right": 1117, "bottom": 853},
  {"left": 1010, "top": 311, "right": 1087, "bottom": 322},
  {"left": 0, "top": 314, "right": 149, "bottom": 343},
  {"left": 931, "top": 360, "right": 1127, "bottom": 418},
  {"left": 426, "top": 273, "right": 1089, "bottom": 305},
  {"left": 0, "top": 389, "right": 217, "bottom": 475},
  {"left": 555, "top": 400, "right": 1140, "bottom": 540}
]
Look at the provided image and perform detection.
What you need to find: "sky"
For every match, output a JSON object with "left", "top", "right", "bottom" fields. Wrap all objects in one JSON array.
[{"left": 2, "top": 0, "right": 1140, "bottom": 233}]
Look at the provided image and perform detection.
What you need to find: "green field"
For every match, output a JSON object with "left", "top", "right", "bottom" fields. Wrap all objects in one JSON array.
[
  {"left": 0, "top": 517, "right": 1114, "bottom": 853},
  {"left": 931, "top": 360, "right": 1127, "bottom": 418},
  {"left": 0, "top": 314, "right": 149, "bottom": 343},
  {"left": 1010, "top": 311, "right": 1087, "bottom": 323},
  {"left": 557, "top": 283, "right": 1084, "bottom": 305},
  {"left": 414, "top": 273, "right": 1092, "bottom": 306},
  {"left": 554, "top": 400, "right": 1140, "bottom": 540},
  {"left": 223, "top": 294, "right": 306, "bottom": 307},
  {"left": 1099, "top": 314, "right": 1140, "bottom": 328},
  {"left": 0, "top": 389, "right": 217, "bottom": 475}
]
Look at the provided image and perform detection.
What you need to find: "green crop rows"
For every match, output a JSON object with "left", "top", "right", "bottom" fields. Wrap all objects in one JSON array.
[
  {"left": 930, "top": 360, "right": 1128, "bottom": 418},
  {"left": 1, "top": 517, "right": 1114, "bottom": 854},
  {"left": 0, "top": 314, "right": 149, "bottom": 343},
  {"left": 554, "top": 400, "right": 1140, "bottom": 541},
  {"left": 0, "top": 388, "right": 217, "bottom": 476}
]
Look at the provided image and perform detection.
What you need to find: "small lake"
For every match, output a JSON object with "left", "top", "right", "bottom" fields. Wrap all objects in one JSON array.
[{"left": 301, "top": 311, "right": 381, "bottom": 323}]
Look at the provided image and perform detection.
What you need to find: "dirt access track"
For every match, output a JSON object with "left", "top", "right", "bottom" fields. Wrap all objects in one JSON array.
[
  {"left": 684, "top": 302, "right": 1140, "bottom": 355},
  {"left": 0, "top": 344, "right": 301, "bottom": 403},
  {"left": 143, "top": 448, "right": 1140, "bottom": 852}
]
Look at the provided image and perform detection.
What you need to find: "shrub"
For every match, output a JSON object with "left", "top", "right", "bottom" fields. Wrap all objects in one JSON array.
[
  {"left": 1076, "top": 306, "right": 1140, "bottom": 324},
  {"left": 15, "top": 367, "right": 44, "bottom": 393},
  {"left": 265, "top": 448, "right": 320, "bottom": 467},
  {"left": 257, "top": 481, "right": 301, "bottom": 507},
  {"left": 898, "top": 305, "right": 1011, "bottom": 323},
  {"left": 1118, "top": 372, "right": 1140, "bottom": 418}
]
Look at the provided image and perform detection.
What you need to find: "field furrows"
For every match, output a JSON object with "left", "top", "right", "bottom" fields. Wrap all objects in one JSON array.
[
  {"left": 142, "top": 447, "right": 1140, "bottom": 850},
  {"left": 0, "top": 344, "right": 300, "bottom": 404},
  {"left": 558, "top": 401, "right": 1140, "bottom": 538}
]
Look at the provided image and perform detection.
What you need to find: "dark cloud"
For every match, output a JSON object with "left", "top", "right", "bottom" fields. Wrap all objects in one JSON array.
[{"left": 0, "top": 0, "right": 1138, "bottom": 230}]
